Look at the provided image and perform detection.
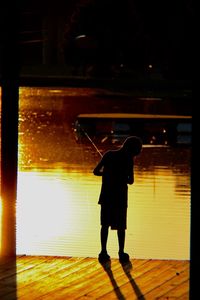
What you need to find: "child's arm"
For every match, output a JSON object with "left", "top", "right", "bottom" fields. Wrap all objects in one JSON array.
[
  {"left": 127, "top": 160, "right": 134, "bottom": 184},
  {"left": 127, "top": 173, "right": 134, "bottom": 184},
  {"left": 93, "top": 159, "right": 104, "bottom": 176}
]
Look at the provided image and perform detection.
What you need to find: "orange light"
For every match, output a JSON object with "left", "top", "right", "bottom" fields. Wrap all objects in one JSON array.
[{"left": 0, "top": 198, "right": 2, "bottom": 253}]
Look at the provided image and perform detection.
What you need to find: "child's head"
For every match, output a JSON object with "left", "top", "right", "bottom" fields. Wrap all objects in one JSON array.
[{"left": 122, "top": 136, "right": 143, "bottom": 156}]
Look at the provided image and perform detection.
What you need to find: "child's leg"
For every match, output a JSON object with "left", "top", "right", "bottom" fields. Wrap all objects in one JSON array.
[
  {"left": 100, "top": 225, "right": 109, "bottom": 252},
  {"left": 117, "top": 229, "right": 125, "bottom": 253},
  {"left": 117, "top": 229, "right": 130, "bottom": 262},
  {"left": 98, "top": 226, "right": 110, "bottom": 263}
]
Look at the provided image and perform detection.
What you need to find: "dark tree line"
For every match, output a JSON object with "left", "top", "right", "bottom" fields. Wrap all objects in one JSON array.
[
  {"left": 62, "top": 0, "right": 193, "bottom": 79},
  {"left": 1, "top": 0, "right": 193, "bottom": 79}
]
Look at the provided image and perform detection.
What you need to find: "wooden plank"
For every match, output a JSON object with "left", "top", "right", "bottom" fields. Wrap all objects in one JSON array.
[
  {"left": 78, "top": 259, "right": 161, "bottom": 299},
  {"left": 159, "top": 280, "right": 190, "bottom": 299},
  {"left": 0, "top": 284, "right": 17, "bottom": 300},
  {"left": 0, "top": 256, "right": 60, "bottom": 287},
  {"left": 75, "top": 259, "right": 148, "bottom": 300},
  {"left": 36, "top": 258, "right": 108, "bottom": 300},
  {"left": 28, "top": 257, "right": 107, "bottom": 300},
  {"left": 17, "top": 257, "right": 96, "bottom": 299},
  {"left": 0, "top": 256, "right": 51, "bottom": 280},
  {"left": 20, "top": 259, "right": 147, "bottom": 300},
  {"left": 0, "top": 261, "right": 17, "bottom": 279},
  {"left": 0, "top": 256, "right": 190, "bottom": 300},
  {"left": 3, "top": 256, "right": 85, "bottom": 299},
  {"left": 0, "top": 257, "right": 17, "bottom": 300},
  {"left": 37, "top": 258, "right": 129, "bottom": 299},
  {"left": 97, "top": 260, "right": 189, "bottom": 300},
  {"left": 35, "top": 259, "right": 125, "bottom": 299},
  {"left": 141, "top": 264, "right": 189, "bottom": 299},
  {"left": 123, "top": 260, "right": 189, "bottom": 300},
  {"left": 177, "top": 291, "right": 190, "bottom": 299}
]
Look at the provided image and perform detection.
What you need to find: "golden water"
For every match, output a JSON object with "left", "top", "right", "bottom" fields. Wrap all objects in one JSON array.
[{"left": 1, "top": 87, "right": 191, "bottom": 259}]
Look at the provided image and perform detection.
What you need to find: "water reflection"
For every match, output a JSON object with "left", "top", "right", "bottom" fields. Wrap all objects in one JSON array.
[
  {"left": 16, "top": 155, "right": 190, "bottom": 260},
  {"left": 15, "top": 87, "right": 191, "bottom": 259}
]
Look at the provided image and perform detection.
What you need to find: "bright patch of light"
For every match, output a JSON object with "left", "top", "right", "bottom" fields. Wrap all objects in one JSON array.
[{"left": 17, "top": 171, "right": 79, "bottom": 252}]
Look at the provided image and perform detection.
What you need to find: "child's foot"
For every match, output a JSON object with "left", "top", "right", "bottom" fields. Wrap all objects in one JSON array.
[
  {"left": 98, "top": 251, "right": 110, "bottom": 264},
  {"left": 118, "top": 251, "right": 130, "bottom": 263}
]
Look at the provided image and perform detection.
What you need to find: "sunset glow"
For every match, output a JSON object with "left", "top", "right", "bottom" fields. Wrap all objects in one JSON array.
[
  {"left": 17, "top": 171, "right": 82, "bottom": 249},
  {"left": 16, "top": 166, "right": 190, "bottom": 259},
  {"left": 14, "top": 87, "right": 191, "bottom": 259}
]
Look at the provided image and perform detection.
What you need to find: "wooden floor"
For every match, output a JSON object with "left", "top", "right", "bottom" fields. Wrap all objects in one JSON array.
[{"left": 0, "top": 255, "right": 190, "bottom": 300}]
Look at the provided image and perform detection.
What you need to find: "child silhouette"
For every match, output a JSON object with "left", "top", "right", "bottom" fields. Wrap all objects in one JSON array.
[{"left": 93, "top": 136, "right": 142, "bottom": 263}]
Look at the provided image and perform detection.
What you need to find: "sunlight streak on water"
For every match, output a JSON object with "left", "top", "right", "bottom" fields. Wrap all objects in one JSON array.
[
  {"left": 16, "top": 166, "right": 190, "bottom": 260},
  {"left": 16, "top": 170, "right": 100, "bottom": 257}
]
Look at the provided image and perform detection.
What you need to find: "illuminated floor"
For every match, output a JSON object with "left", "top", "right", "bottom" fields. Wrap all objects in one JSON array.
[{"left": 0, "top": 256, "right": 189, "bottom": 299}]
